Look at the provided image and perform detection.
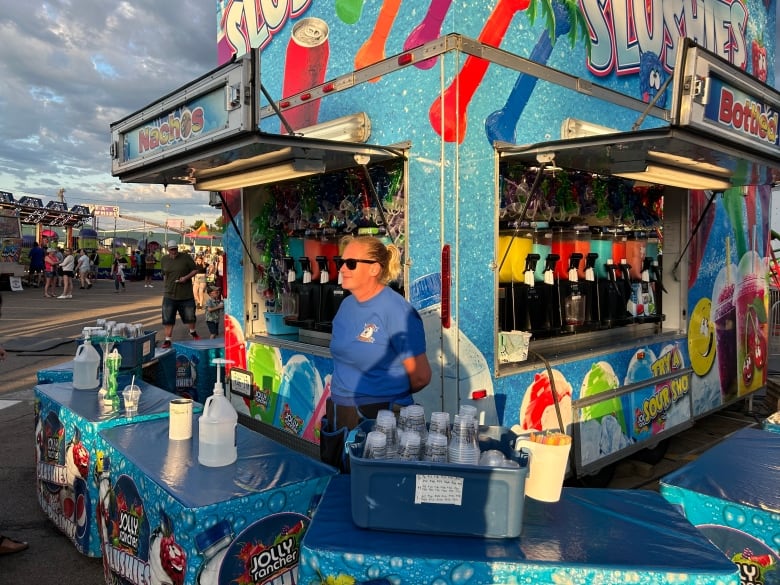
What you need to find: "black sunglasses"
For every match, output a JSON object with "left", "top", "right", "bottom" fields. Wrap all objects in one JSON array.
[{"left": 339, "top": 258, "right": 379, "bottom": 270}]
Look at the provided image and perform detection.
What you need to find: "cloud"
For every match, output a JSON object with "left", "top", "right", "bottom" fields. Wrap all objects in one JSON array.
[{"left": 0, "top": 1, "right": 218, "bottom": 227}]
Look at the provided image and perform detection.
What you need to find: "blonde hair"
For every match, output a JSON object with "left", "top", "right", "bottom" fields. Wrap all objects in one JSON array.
[{"left": 340, "top": 235, "right": 401, "bottom": 284}]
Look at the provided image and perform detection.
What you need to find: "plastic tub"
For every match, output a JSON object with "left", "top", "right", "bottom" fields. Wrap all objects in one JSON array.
[{"left": 349, "top": 425, "right": 529, "bottom": 538}]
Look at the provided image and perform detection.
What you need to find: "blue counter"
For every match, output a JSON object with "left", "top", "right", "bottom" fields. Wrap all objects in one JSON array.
[
  {"left": 299, "top": 476, "right": 740, "bottom": 585},
  {"left": 660, "top": 427, "right": 780, "bottom": 583},
  {"left": 97, "top": 416, "right": 336, "bottom": 585},
  {"left": 35, "top": 381, "right": 190, "bottom": 557}
]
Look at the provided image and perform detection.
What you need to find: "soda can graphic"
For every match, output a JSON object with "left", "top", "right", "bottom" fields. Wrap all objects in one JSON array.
[
  {"left": 281, "top": 17, "right": 330, "bottom": 131},
  {"left": 74, "top": 477, "right": 91, "bottom": 553}
]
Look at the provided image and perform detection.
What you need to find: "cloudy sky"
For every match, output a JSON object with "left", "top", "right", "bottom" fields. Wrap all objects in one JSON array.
[
  {"left": 0, "top": 1, "right": 218, "bottom": 232},
  {"left": 1, "top": 2, "right": 779, "bottom": 235}
]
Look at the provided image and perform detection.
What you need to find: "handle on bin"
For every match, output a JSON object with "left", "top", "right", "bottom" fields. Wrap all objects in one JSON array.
[{"left": 345, "top": 426, "right": 366, "bottom": 455}]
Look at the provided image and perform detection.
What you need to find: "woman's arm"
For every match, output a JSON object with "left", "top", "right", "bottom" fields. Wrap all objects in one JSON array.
[{"left": 403, "top": 353, "right": 432, "bottom": 393}]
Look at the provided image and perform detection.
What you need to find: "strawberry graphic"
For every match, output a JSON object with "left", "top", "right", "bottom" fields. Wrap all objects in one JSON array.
[
  {"left": 751, "top": 39, "right": 767, "bottom": 82},
  {"left": 66, "top": 428, "right": 90, "bottom": 480},
  {"left": 150, "top": 510, "right": 187, "bottom": 585}
]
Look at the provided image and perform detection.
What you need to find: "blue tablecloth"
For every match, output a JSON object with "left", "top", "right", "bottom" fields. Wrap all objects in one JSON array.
[
  {"left": 299, "top": 476, "right": 740, "bottom": 585},
  {"left": 35, "top": 381, "right": 189, "bottom": 557},
  {"left": 660, "top": 427, "right": 780, "bottom": 583},
  {"left": 97, "top": 417, "right": 336, "bottom": 584},
  {"left": 163, "top": 338, "right": 225, "bottom": 403}
]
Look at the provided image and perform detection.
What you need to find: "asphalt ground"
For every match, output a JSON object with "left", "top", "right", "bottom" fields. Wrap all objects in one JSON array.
[{"left": 0, "top": 275, "right": 198, "bottom": 583}]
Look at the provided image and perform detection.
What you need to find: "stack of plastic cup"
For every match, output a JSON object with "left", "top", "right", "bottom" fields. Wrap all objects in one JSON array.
[
  {"left": 374, "top": 410, "right": 399, "bottom": 459},
  {"left": 423, "top": 431, "right": 448, "bottom": 462},
  {"left": 363, "top": 431, "right": 387, "bottom": 460},
  {"left": 398, "top": 431, "right": 421, "bottom": 461},
  {"left": 459, "top": 404, "right": 480, "bottom": 433},
  {"left": 429, "top": 411, "right": 451, "bottom": 439},
  {"left": 402, "top": 404, "right": 427, "bottom": 442},
  {"left": 448, "top": 414, "right": 480, "bottom": 464}
]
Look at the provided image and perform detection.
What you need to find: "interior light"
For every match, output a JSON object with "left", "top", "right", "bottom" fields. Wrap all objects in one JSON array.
[
  {"left": 194, "top": 162, "right": 322, "bottom": 191},
  {"left": 194, "top": 148, "right": 294, "bottom": 180},
  {"left": 295, "top": 112, "right": 371, "bottom": 143},
  {"left": 192, "top": 113, "right": 371, "bottom": 191},
  {"left": 613, "top": 162, "right": 731, "bottom": 190},
  {"left": 647, "top": 150, "right": 732, "bottom": 177},
  {"left": 561, "top": 117, "right": 620, "bottom": 139}
]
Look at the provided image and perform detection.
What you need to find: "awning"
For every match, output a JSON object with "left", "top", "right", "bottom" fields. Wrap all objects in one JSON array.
[
  {"left": 110, "top": 48, "right": 404, "bottom": 191},
  {"left": 496, "top": 126, "right": 780, "bottom": 190},
  {"left": 114, "top": 131, "right": 405, "bottom": 190},
  {"left": 498, "top": 40, "right": 780, "bottom": 191}
]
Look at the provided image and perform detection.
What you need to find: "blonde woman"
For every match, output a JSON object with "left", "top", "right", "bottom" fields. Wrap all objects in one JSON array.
[{"left": 326, "top": 235, "right": 431, "bottom": 431}]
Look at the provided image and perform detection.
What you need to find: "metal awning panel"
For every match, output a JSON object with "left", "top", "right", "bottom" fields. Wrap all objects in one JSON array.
[
  {"left": 497, "top": 127, "right": 780, "bottom": 188},
  {"left": 113, "top": 131, "right": 404, "bottom": 185},
  {"left": 498, "top": 40, "right": 780, "bottom": 189}
]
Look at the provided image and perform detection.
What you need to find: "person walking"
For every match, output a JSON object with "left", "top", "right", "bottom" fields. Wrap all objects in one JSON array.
[
  {"left": 54, "top": 246, "right": 64, "bottom": 290},
  {"left": 204, "top": 286, "right": 224, "bottom": 339},
  {"left": 76, "top": 249, "right": 92, "bottom": 290},
  {"left": 57, "top": 248, "right": 75, "bottom": 299},
  {"left": 28, "top": 241, "right": 44, "bottom": 288},
  {"left": 192, "top": 254, "right": 209, "bottom": 309},
  {"left": 159, "top": 240, "right": 200, "bottom": 349},
  {"left": 89, "top": 250, "right": 100, "bottom": 280},
  {"left": 43, "top": 247, "right": 60, "bottom": 298},
  {"left": 111, "top": 251, "right": 127, "bottom": 292},
  {"left": 144, "top": 247, "right": 156, "bottom": 287}
]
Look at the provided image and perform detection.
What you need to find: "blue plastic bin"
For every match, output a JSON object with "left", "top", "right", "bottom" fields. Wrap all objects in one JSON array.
[{"left": 348, "top": 426, "right": 529, "bottom": 538}]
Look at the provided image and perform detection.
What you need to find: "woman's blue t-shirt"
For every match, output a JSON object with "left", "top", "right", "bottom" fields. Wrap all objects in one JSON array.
[{"left": 329, "top": 287, "right": 426, "bottom": 406}]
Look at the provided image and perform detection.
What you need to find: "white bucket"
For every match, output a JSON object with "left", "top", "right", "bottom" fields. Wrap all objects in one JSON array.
[{"left": 515, "top": 434, "right": 571, "bottom": 502}]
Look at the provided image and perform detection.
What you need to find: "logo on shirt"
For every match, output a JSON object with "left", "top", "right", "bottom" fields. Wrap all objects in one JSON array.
[{"left": 357, "top": 323, "right": 379, "bottom": 343}]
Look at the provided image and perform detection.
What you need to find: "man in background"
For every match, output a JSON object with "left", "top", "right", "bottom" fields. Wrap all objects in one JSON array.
[{"left": 159, "top": 241, "right": 200, "bottom": 349}]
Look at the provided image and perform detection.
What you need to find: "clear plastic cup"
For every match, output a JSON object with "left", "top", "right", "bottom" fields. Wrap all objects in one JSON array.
[
  {"left": 479, "top": 449, "right": 506, "bottom": 467},
  {"left": 363, "top": 431, "right": 387, "bottom": 460},
  {"left": 402, "top": 404, "right": 427, "bottom": 442},
  {"left": 397, "top": 406, "right": 409, "bottom": 431},
  {"left": 429, "top": 411, "right": 451, "bottom": 439},
  {"left": 448, "top": 414, "right": 480, "bottom": 464},
  {"left": 423, "top": 431, "right": 448, "bottom": 462},
  {"left": 398, "top": 431, "right": 421, "bottom": 461},
  {"left": 374, "top": 410, "right": 399, "bottom": 459},
  {"left": 122, "top": 384, "right": 141, "bottom": 417}
]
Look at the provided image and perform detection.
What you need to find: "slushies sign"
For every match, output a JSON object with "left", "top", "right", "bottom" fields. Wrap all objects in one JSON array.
[
  {"left": 221, "top": 0, "right": 310, "bottom": 57},
  {"left": 581, "top": 0, "right": 750, "bottom": 76}
]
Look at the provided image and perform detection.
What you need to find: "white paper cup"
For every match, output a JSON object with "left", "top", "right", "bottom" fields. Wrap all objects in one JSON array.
[
  {"left": 169, "top": 398, "right": 193, "bottom": 440},
  {"left": 515, "top": 436, "right": 571, "bottom": 502}
]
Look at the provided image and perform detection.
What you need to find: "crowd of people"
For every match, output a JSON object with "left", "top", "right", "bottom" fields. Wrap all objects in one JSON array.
[{"left": 24, "top": 241, "right": 224, "bottom": 302}]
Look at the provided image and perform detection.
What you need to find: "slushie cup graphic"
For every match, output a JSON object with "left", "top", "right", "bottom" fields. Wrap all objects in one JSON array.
[
  {"left": 518, "top": 370, "right": 573, "bottom": 432},
  {"left": 711, "top": 263, "right": 737, "bottom": 402},
  {"left": 623, "top": 348, "right": 657, "bottom": 442},
  {"left": 735, "top": 250, "right": 767, "bottom": 396},
  {"left": 274, "top": 355, "right": 322, "bottom": 436},
  {"left": 580, "top": 361, "right": 625, "bottom": 434},
  {"left": 247, "top": 343, "right": 283, "bottom": 424}
]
